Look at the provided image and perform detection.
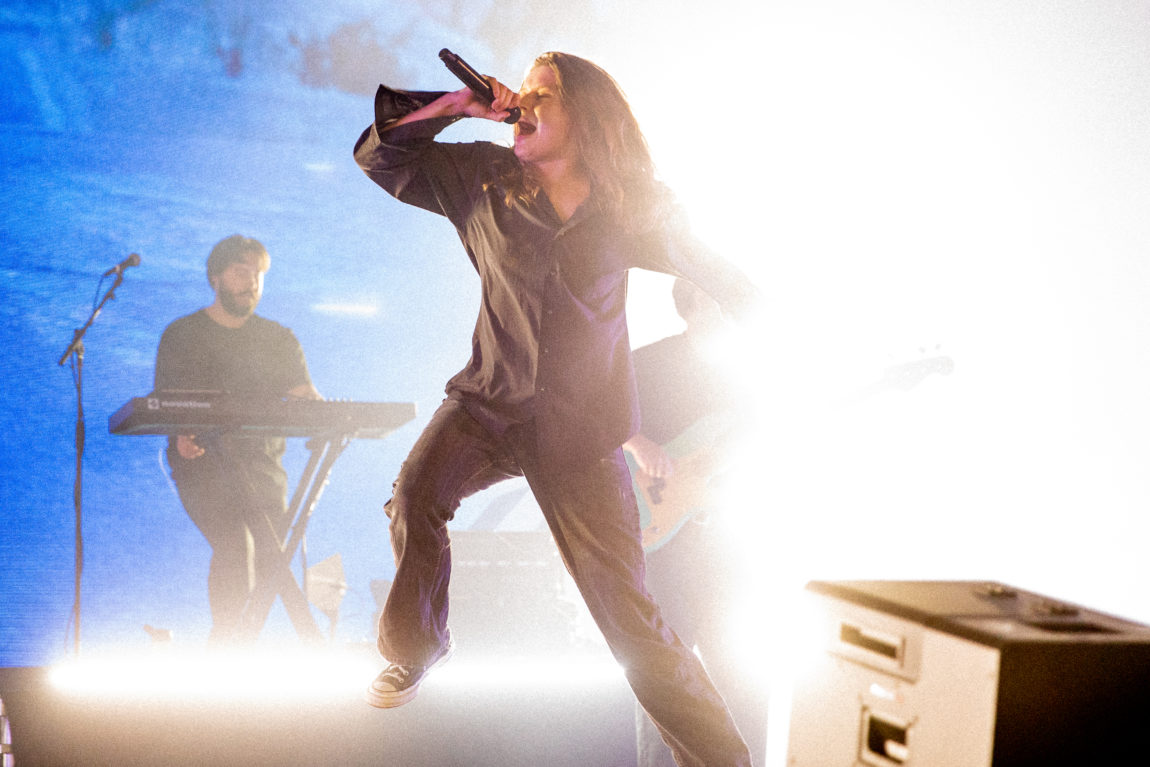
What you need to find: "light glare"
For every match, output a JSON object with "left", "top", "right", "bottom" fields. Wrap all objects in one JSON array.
[
  {"left": 47, "top": 649, "right": 626, "bottom": 702},
  {"left": 49, "top": 649, "right": 377, "bottom": 702}
]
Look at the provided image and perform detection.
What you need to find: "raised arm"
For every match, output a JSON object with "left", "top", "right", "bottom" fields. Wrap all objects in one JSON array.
[{"left": 382, "top": 79, "right": 519, "bottom": 132}]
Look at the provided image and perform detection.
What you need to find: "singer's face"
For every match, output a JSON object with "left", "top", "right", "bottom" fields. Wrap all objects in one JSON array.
[
  {"left": 513, "top": 65, "right": 575, "bottom": 167},
  {"left": 213, "top": 257, "right": 264, "bottom": 319}
]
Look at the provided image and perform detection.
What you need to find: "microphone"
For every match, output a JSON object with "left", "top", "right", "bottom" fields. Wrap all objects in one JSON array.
[
  {"left": 438, "top": 49, "right": 521, "bottom": 124},
  {"left": 102, "top": 253, "right": 141, "bottom": 277}
]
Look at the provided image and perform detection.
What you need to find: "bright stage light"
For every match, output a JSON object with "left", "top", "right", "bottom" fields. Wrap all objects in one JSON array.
[
  {"left": 47, "top": 647, "right": 626, "bottom": 702},
  {"left": 48, "top": 647, "right": 379, "bottom": 702},
  {"left": 425, "top": 654, "right": 626, "bottom": 690}
]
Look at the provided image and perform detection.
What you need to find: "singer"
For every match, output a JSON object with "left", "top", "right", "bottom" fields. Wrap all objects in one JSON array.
[{"left": 353, "top": 52, "right": 759, "bottom": 766}]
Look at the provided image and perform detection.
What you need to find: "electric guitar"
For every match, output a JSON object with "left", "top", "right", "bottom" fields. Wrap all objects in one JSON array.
[
  {"left": 630, "top": 354, "right": 954, "bottom": 553},
  {"left": 627, "top": 413, "right": 731, "bottom": 553}
]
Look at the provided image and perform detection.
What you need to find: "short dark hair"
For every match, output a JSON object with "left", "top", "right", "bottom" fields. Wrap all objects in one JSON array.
[{"left": 206, "top": 235, "right": 270, "bottom": 284}]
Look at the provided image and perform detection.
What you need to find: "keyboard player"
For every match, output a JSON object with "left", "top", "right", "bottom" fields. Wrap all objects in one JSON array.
[{"left": 153, "top": 235, "right": 320, "bottom": 644}]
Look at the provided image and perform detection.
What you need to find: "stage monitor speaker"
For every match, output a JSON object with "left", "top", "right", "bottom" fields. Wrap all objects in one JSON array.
[{"left": 786, "top": 580, "right": 1150, "bottom": 767}]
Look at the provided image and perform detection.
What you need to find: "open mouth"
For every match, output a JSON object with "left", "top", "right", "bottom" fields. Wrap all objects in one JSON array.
[{"left": 515, "top": 121, "right": 537, "bottom": 136}]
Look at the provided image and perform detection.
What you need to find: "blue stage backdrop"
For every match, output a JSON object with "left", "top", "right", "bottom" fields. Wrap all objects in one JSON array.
[
  {"left": 5, "top": 0, "right": 1150, "bottom": 669},
  {"left": 0, "top": 0, "right": 591, "bottom": 665}
]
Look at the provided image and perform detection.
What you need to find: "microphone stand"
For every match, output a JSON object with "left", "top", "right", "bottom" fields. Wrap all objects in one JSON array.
[{"left": 56, "top": 269, "right": 128, "bottom": 658}]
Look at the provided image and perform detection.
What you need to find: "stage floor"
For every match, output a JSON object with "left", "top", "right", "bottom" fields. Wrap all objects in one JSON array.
[{"left": 0, "top": 649, "right": 641, "bottom": 767}]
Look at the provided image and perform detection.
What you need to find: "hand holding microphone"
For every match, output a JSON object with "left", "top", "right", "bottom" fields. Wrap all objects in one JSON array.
[{"left": 439, "top": 49, "right": 521, "bottom": 124}]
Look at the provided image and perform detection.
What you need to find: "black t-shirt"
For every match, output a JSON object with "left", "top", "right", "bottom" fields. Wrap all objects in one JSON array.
[{"left": 154, "top": 309, "right": 313, "bottom": 478}]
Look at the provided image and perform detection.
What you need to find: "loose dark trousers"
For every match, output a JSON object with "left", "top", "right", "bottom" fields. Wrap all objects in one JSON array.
[{"left": 377, "top": 399, "right": 751, "bottom": 767}]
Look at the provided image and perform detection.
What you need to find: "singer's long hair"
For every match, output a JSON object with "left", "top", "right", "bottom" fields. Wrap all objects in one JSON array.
[{"left": 494, "top": 52, "right": 671, "bottom": 233}]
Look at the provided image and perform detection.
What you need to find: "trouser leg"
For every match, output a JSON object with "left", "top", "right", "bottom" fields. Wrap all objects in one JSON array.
[
  {"left": 171, "top": 448, "right": 290, "bottom": 643},
  {"left": 636, "top": 700, "right": 678, "bottom": 767},
  {"left": 377, "top": 399, "right": 519, "bottom": 666},
  {"left": 172, "top": 470, "right": 255, "bottom": 642},
  {"left": 520, "top": 445, "right": 752, "bottom": 767},
  {"left": 644, "top": 522, "right": 768, "bottom": 766}
]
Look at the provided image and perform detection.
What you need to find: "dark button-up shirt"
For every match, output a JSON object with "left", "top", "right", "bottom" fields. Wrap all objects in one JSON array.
[{"left": 354, "top": 86, "right": 758, "bottom": 467}]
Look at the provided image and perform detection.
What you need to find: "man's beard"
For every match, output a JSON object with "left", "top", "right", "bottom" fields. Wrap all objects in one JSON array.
[{"left": 219, "top": 289, "right": 258, "bottom": 318}]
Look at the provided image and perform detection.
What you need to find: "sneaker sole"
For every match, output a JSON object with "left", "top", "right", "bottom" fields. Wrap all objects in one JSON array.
[{"left": 364, "top": 640, "right": 454, "bottom": 709}]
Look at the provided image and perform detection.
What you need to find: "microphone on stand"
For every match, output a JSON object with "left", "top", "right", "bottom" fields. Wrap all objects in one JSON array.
[
  {"left": 102, "top": 253, "right": 141, "bottom": 277},
  {"left": 438, "top": 49, "right": 521, "bottom": 124}
]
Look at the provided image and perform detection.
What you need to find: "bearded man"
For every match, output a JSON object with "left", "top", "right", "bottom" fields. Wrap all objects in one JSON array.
[{"left": 154, "top": 234, "right": 319, "bottom": 643}]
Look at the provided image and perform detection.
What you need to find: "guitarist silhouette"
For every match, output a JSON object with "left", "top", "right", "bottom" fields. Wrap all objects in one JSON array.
[
  {"left": 626, "top": 279, "right": 766, "bottom": 767},
  {"left": 627, "top": 281, "right": 955, "bottom": 767},
  {"left": 625, "top": 276, "right": 746, "bottom": 554}
]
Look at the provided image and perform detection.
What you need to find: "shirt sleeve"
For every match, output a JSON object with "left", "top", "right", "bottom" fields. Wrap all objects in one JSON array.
[
  {"left": 632, "top": 201, "right": 764, "bottom": 323},
  {"left": 280, "top": 328, "right": 314, "bottom": 395},
  {"left": 352, "top": 85, "right": 511, "bottom": 229}
]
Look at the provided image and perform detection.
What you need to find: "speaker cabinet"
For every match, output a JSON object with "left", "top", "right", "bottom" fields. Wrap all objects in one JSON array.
[{"left": 786, "top": 580, "right": 1150, "bottom": 767}]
